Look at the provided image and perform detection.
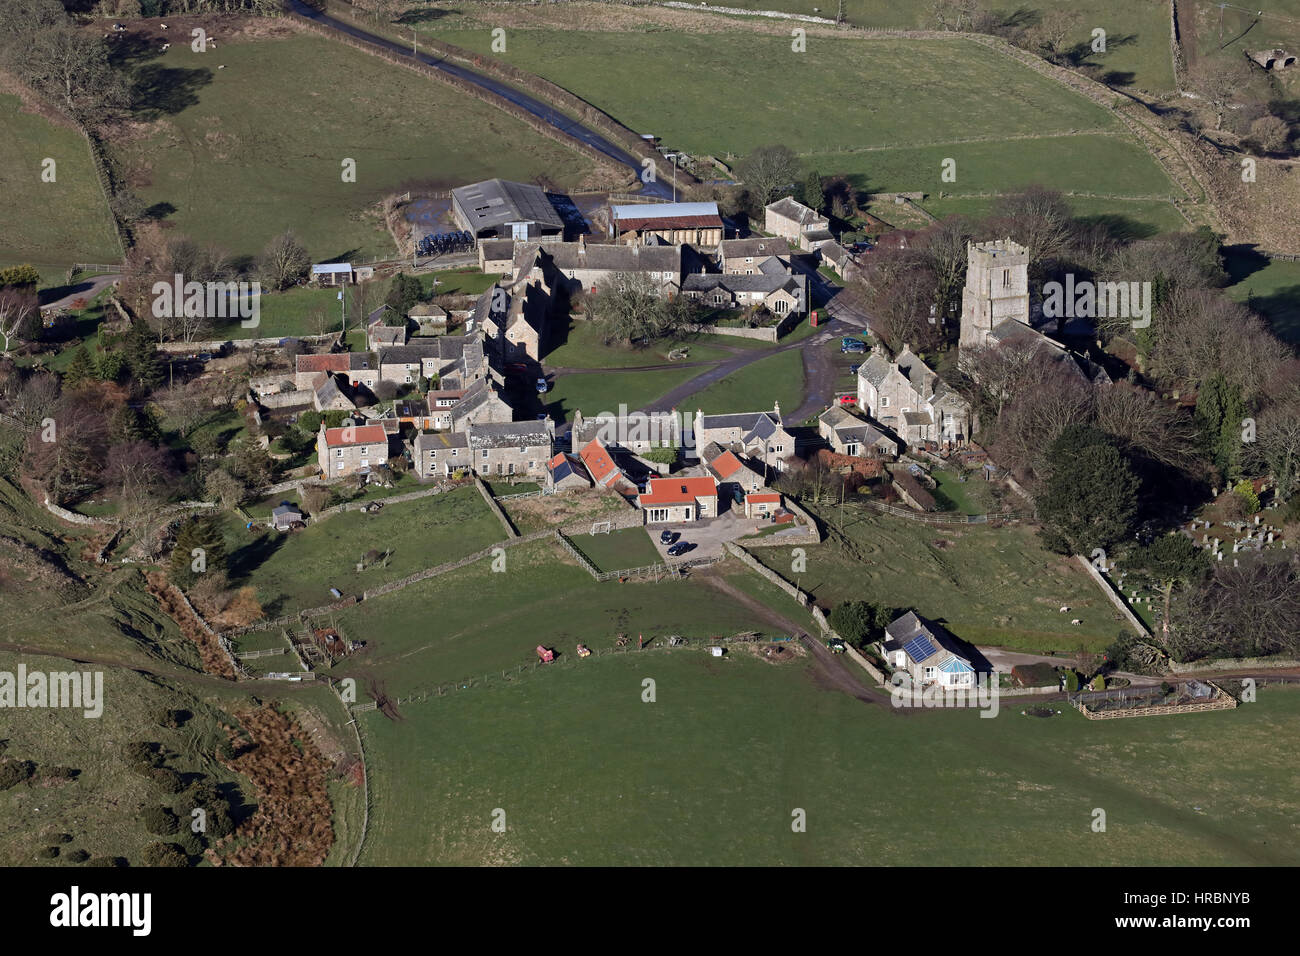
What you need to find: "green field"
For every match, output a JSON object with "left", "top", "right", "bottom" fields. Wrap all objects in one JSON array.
[
  {"left": 692, "top": 347, "right": 805, "bottom": 415},
  {"left": 545, "top": 365, "right": 702, "bottom": 421},
  {"left": 921, "top": 194, "right": 1189, "bottom": 238},
  {"left": 357, "top": 649, "right": 1300, "bottom": 865},
  {"left": 419, "top": 14, "right": 1174, "bottom": 208},
  {"left": 545, "top": 320, "right": 747, "bottom": 368},
  {"left": 222, "top": 485, "right": 507, "bottom": 618},
  {"left": 327, "top": 540, "right": 782, "bottom": 700},
  {"left": 569, "top": 526, "right": 663, "bottom": 572},
  {"left": 0, "top": 93, "right": 120, "bottom": 268},
  {"left": 753, "top": 502, "right": 1125, "bottom": 650},
  {"left": 108, "top": 32, "right": 597, "bottom": 260},
  {"left": 1225, "top": 251, "right": 1300, "bottom": 346}
]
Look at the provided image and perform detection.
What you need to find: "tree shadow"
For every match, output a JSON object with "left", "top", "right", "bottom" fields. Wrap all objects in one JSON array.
[
  {"left": 395, "top": 7, "right": 459, "bottom": 24},
  {"left": 130, "top": 65, "right": 213, "bottom": 119},
  {"left": 106, "top": 33, "right": 165, "bottom": 71},
  {"left": 1221, "top": 242, "right": 1272, "bottom": 285},
  {"left": 226, "top": 528, "right": 287, "bottom": 582},
  {"left": 142, "top": 201, "right": 177, "bottom": 222},
  {"left": 1073, "top": 213, "right": 1159, "bottom": 242}
]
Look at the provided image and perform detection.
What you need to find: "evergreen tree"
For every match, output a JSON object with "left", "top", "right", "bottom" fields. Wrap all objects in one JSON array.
[
  {"left": 385, "top": 273, "right": 423, "bottom": 316},
  {"left": 804, "top": 169, "right": 825, "bottom": 215},
  {"left": 169, "top": 514, "right": 227, "bottom": 589},
  {"left": 1194, "top": 374, "right": 1245, "bottom": 482},
  {"left": 1037, "top": 425, "right": 1141, "bottom": 555},
  {"left": 63, "top": 346, "right": 93, "bottom": 389},
  {"left": 125, "top": 320, "right": 164, "bottom": 392}
]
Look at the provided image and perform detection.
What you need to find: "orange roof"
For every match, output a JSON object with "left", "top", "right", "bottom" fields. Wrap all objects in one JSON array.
[
  {"left": 639, "top": 476, "right": 717, "bottom": 506},
  {"left": 547, "top": 452, "right": 568, "bottom": 470},
  {"left": 323, "top": 425, "right": 387, "bottom": 447},
  {"left": 297, "top": 354, "right": 350, "bottom": 374},
  {"left": 579, "top": 439, "right": 620, "bottom": 484},
  {"left": 708, "top": 450, "right": 745, "bottom": 480},
  {"left": 746, "top": 493, "right": 781, "bottom": 504}
]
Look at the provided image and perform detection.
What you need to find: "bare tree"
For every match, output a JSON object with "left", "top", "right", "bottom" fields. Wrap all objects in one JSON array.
[
  {"left": 736, "top": 145, "right": 803, "bottom": 206},
  {"left": 0, "top": 289, "right": 39, "bottom": 355},
  {"left": 1095, "top": 381, "right": 1201, "bottom": 472},
  {"left": 257, "top": 231, "right": 310, "bottom": 292}
]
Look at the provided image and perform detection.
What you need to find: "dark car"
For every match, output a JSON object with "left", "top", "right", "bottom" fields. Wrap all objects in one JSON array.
[
  {"left": 659, "top": 530, "right": 679, "bottom": 545},
  {"left": 666, "top": 542, "right": 691, "bottom": 557}
]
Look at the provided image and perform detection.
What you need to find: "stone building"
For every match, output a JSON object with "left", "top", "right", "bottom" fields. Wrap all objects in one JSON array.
[
  {"left": 610, "top": 202, "right": 723, "bottom": 246},
  {"left": 764, "top": 196, "right": 830, "bottom": 250},
  {"left": 693, "top": 403, "right": 795, "bottom": 474},
  {"left": 465, "top": 420, "right": 553, "bottom": 479},
  {"left": 856, "top": 344, "right": 970, "bottom": 450},
  {"left": 317, "top": 423, "right": 389, "bottom": 480},
  {"left": 957, "top": 238, "right": 1031, "bottom": 355}
]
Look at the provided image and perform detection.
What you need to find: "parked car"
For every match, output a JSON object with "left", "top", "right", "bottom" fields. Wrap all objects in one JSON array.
[
  {"left": 505, "top": 362, "right": 529, "bottom": 374},
  {"left": 841, "top": 337, "right": 867, "bottom": 354},
  {"left": 666, "top": 542, "right": 692, "bottom": 557},
  {"left": 659, "top": 529, "right": 679, "bottom": 545},
  {"left": 849, "top": 363, "right": 861, "bottom": 375},
  {"left": 838, "top": 394, "right": 857, "bottom": 406},
  {"left": 536, "top": 377, "right": 549, "bottom": 393}
]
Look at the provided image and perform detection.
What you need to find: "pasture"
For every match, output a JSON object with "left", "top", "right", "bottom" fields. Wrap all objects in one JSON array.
[
  {"left": 753, "top": 503, "right": 1126, "bottom": 650},
  {"left": 325, "top": 539, "right": 786, "bottom": 700},
  {"left": 0, "top": 93, "right": 121, "bottom": 268},
  {"left": 356, "top": 648, "right": 1300, "bottom": 865},
  {"left": 412, "top": 6, "right": 1177, "bottom": 218},
  {"left": 220, "top": 484, "right": 507, "bottom": 618},
  {"left": 106, "top": 28, "right": 598, "bottom": 261}
]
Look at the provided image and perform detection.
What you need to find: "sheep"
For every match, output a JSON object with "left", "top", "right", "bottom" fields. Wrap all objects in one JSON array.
[
  {"left": 1070, "top": 618, "right": 1081, "bottom": 626},
  {"left": 161, "top": 43, "right": 170, "bottom": 51},
  {"left": 1058, "top": 605, "right": 1070, "bottom": 613},
  {"left": 217, "top": 64, "right": 226, "bottom": 70}
]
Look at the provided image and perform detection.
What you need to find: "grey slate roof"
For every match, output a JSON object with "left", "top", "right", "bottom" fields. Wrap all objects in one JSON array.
[
  {"left": 857, "top": 353, "right": 893, "bottom": 389},
  {"left": 468, "top": 420, "right": 552, "bottom": 449},
  {"left": 413, "top": 431, "right": 468, "bottom": 454},
  {"left": 452, "top": 179, "right": 564, "bottom": 232},
  {"left": 682, "top": 273, "right": 803, "bottom": 295},
  {"left": 718, "top": 237, "right": 791, "bottom": 260},
  {"left": 883, "top": 612, "right": 972, "bottom": 668},
  {"left": 699, "top": 411, "right": 781, "bottom": 432},
  {"left": 518, "top": 241, "right": 683, "bottom": 276},
  {"left": 766, "top": 196, "right": 826, "bottom": 228}
]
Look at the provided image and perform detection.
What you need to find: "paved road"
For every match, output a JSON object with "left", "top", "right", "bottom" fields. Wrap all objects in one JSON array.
[
  {"left": 285, "top": 0, "right": 671, "bottom": 197},
  {"left": 39, "top": 274, "right": 120, "bottom": 312}
]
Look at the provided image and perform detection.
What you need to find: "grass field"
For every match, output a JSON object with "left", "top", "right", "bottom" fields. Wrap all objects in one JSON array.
[
  {"left": 569, "top": 526, "right": 663, "bottom": 572},
  {"left": 0, "top": 93, "right": 120, "bottom": 268},
  {"left": 544, "top": 365, "right": 702, "bottom": 421},
  {"left": 921, "top": 194, "right": 1190, "bottom": 238},
  {"left": 417, "top": 10, "right": 1175, "bottom": 210},
  {"left": 753, "top": 502, "right": 1125, "bottom": 650},
  {"left": 221, "top": 485, "right": 507, "bottom": 618},
  {"left": 107, "top": 29, "right": 598, "bottom": 261},
  {"left": 691, "top": 347, "right": 805, "bottom": 415},
  {"left": 1225, "top": 249, "right": 1300, "bottom": 346},
  {"left": 326, "top": 540, "right": 784, "bottom": 700},
  {"left": 545, "top": 320, "right": 746, "bottom": 368},
  {"left": 356, "top": 648, "right": 1300, "bottom": 865}
]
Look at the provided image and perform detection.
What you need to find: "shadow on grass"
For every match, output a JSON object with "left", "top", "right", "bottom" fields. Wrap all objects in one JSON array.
[
  {"left": 226, "top": 528, "right": 287, "bottom": 583},
  {"left": 130, "top": 64, "right": 213, "bottom": 119}
]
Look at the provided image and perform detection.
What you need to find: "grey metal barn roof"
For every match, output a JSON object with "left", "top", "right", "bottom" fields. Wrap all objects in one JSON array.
[{"left": 452, "top": 179, "right": 564, "bottom": 232}]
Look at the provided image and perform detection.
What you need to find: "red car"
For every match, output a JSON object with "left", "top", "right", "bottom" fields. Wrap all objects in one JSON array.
[{"left": 838, "top": 394, "right": 857, "bottom": 406}]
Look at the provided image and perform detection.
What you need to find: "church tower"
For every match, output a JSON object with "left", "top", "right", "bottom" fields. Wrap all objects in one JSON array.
[{"left": 958, "top": 238, "right": 1030, "bottom": 356}]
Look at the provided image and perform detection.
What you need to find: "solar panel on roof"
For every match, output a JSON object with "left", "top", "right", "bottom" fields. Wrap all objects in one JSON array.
[{"left": 903, "top": 634, "right": 936, "bottom": 661}]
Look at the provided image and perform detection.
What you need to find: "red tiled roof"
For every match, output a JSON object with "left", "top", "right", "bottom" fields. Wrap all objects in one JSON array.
[
  {"left": 547, "top": 452, "right": 568, "bottom": 470},
  {"left": 323, "top": 425, "right": 387, "bottom": 447},
  {"left": 639, "top": 476, "right": 717, "bottom": 506},
  {"left": 708, "top": 450, "right": 745, "bottom": 480},
  {"left": 746, "top": 493, "right": 781, "bottom": 504},
  {"left": 297, "top": 354, "right": 350, "bottom": 374},
  {"left": 579, "top": 439, "right": 620, "bottom": 484},
  {"left": 616, "top": 215, "right": 722, "bottom": 232}
]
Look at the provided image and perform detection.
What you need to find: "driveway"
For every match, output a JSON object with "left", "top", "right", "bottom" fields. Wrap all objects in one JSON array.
[
  {"left": 646, "top": 509, "right": 769, "bottom": 561},
  {"left": 39, "top": 274, "right": 120, "bottom": 312}
]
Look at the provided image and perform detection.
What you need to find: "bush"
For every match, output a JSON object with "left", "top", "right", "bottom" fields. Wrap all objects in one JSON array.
[
  {"left": 149, "top": 768, "right": 185, "bottom": 794},
  {"left": 140, "top": 842, "right": 189, "bottom": 868},
  {"left": 0, "top": 759, "right": 36, "bottom": 791},
  {"left": 1091, "top": 675, "right": 1105, "bottom": 690},
  {"left": 35, "top": 846, "right": 59, "bottom": 860},
  {"left": 641, "top": 446, "right": 678, "bottom": 466},
  {"left": 1011, "top": 662, "right": 1059, "bottom": 688},
  {"left": 828, "top": 600, "right": 892, "bottom": 647},
  {"left": 142, "top": 806, "right": 180, "bottom": 836},
  {"left": 86, "top": 856, "right": 127, "bottom": 867},
  {"left": 1233, "top": 479, "right": 1260, "bottom": 515},
  {"left": 64, "top": 849, "right": 91, "bottom": 864},
  {"left": 1064, "top": 670, "right": 1080, "bottom": 692}
]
